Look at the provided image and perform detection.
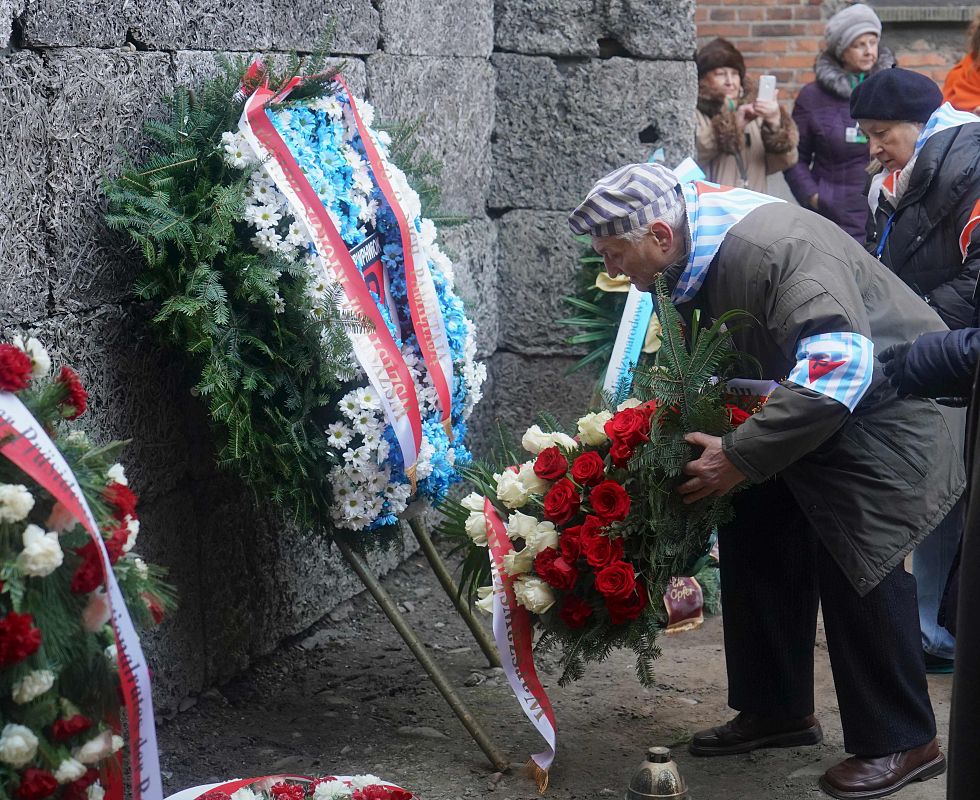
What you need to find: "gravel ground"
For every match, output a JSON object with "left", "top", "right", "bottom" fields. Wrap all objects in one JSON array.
[{"left": 157, "top": 551, "right": 952, "bottom": 800}]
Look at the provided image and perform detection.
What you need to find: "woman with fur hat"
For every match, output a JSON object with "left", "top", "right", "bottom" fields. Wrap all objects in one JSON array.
[
  {"left": 694, "top": 37, "right": 798, "bottom": 192},
  {"left": 784, "top": 2, "right": 896, "bottom": 241}
]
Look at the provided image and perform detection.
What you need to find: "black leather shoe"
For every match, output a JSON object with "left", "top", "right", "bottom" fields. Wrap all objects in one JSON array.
[
  {"left": 689, "top": 711, "right": 823, "bottom": 756},
  {"left": 819, "top": 739, "right": 946, "bottom": 799}
]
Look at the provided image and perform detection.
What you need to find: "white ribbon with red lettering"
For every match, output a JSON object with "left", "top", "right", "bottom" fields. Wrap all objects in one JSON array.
[{"left": 0, "top": 393, "right": 161, "bottom": 800}]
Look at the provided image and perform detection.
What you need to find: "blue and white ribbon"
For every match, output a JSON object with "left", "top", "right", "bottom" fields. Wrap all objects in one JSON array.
[
  {"left": 602, "top": 287, "right": 655, "bottom": 403},
  {"left": 786, "top": 332, "right": 874, "bottom": 411},
  {"left": 915, "top": 102, "right": 979, "bottom": 156}
]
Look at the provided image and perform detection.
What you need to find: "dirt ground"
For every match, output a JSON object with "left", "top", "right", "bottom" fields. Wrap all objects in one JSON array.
[{"left": 157, "top": 552, "right": 952, "bottom": 800}]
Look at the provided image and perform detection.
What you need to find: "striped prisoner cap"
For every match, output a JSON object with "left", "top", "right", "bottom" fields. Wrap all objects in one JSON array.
[{"left": 568, "top": 163, "right": 682, "bottom": 238}]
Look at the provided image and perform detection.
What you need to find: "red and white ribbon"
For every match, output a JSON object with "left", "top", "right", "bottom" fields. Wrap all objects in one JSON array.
[
  {"left": 165, "top": 775, "right": 408, "bottom": 800},
  {"left": 338, "top": 78, "right": 456, "bottom": 437},
  {"left": 0, "top": 394, "right": 161, "bottom": 800},
  {"left": 484, "top": 499, "right": 556, "bottom": 791},
  {"left": 238, "top": 84, "right": 424, "bottom": 480}
]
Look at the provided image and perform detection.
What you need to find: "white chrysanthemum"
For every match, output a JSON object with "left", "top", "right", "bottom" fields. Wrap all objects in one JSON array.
[
  {"left": 246, "top": 177, "right": 280, "bottom": 206},
  {"left": 285, "top": 221, "right": 307, "bottom": 247},
  {"left": 352, "top": 169, "right": 374, "bottom": 195},
  {"left": 252, "top": 228, "right": 283, "bottom": 253},
  {"left": 418, "top": 218, "right": 438, "bottom": 248},
  {"left": 0, "top": 484, "right": 35, "bottom": 524},
  {"left": 17, "top": 524, "right": 64, "bottom": 577},
  {"left": 340, "top": 492, "right": 368, "bottom": 521},
  {"left": 312, "top": 780, "right": 352, "bottom": 800},
  {"left": 325, "top": 422, "right": 354, "bottom": 449},
  {"left": 577, "top": 411, "right": 613, "bottom": 446},
  {"left": 0, "top": 724, "right": 38, "bottom": 767},
  {"left": 354, "top": 386, "right": 381, "bottom": 412},
  {"left": 12, "top": 335, "right": 51, "bottom": 378},
  {"left": 464, "top": 512, "right": 488, "bottom": 546},
  {"left": 517, "top": 461, "right": 550, "bottom": 495},
  {"left": 375, "top": 438, "right": 391, "bottom": 463},
  {"left": 338, "top": 392, "right": 361, "bottom": 420},
  {"left": 12, "top": 670, "right": 55, "bottom": 704},
  {"left": 106, "top": 463, "right": 128, "bottom": 486},
  {"left": 221, "top": 132, "right": 256, "bottom": 169},
  {"left": 363, "top": 469, "right": 389, "bottom": 495},
  {"left": 360, "top": 428, "right": 383, "bottom": 452},
  {"left": 494, "top": 470, "right": 529, "bottom": 509},
  {"left": 247, "top": 203, "right": 283, "bottom": 229},
  {"left": 349, "top": 776, "right": 382, "bottom": 790},
  {"left": 502, "top": 547, "right": 534, "bottom": 577},
  {"left": 55, "top": 757, "right": 87, "bottom": 784},
  {"left": 430, "top": 248, "right": 454, "bottom": 284},
  {"left": 415, "top": 436, "right": 436, "bottom": 480},
  {"left": 513, "top": 576, "right": 556, "bottom": 614},
  {"left": 343, "top": 146, "right": 365, "bottom": 172},
  {"left": 351, "top": 410, "right": 382, "bottom": 436},
  {"left": 358, "top": 198, "right": 380, "bottom": 224},
  {"left": 475, "top": 585, "right": 495, "bottom": 615},
  {"left": 310, "top": 96, "right": 344, "bottom": 119},
  {"left": 272, "top": 293, "right": 286, "bottom": 314},
  {"left": 87, "top": 783, "right": 105, "bottom": 800},
  {"left": 344, "top": 445, "right": 375, "bottom": 472}
]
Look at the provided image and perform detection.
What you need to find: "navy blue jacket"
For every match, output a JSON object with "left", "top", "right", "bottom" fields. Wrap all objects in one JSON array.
[{"left": 903, "top": 328, "right": 980, "bottom": 399}]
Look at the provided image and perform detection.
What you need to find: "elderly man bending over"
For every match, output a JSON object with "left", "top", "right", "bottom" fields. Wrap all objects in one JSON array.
[{"left": 569, "top": 164, "right": 964, "bottom": 800}]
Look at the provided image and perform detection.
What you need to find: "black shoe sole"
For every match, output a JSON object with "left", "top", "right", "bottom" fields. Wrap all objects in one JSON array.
[
  {"left": 818, "top": 753, "right": 947, "bottom": 799},
  {"left": 688, "top": 725, "right": 823, "bottom": 757}
]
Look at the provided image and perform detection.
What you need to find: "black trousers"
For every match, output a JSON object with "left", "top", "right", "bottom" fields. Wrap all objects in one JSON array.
[{"left": 719, "top": 478, "right": 936, "bottom": 756}]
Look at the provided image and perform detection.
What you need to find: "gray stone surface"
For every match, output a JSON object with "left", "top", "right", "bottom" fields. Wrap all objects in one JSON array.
[
  {"left": 379, "top": 0, "right": 493, "bottom": 57},
  {"left": 270, "top": 0, "right": 379, "bottom": 54},
  {"left": 128, "top": 1, "right": 269, "bottom": 51},
  {"left": 440, "top": 217, "right": 499, "bottom": 358},
  {"left": 19, "top": 0, "right": 127, "bottom": 47},
  {"left": 367, "top": 55, "right": 495, "bottom": 216},
  {"left": 0, "top": 52, "right": 49, "bottom": 326},
  {"left": 47, "top": 49, "right": 172, "bottom": 311},
  {"left": 495, "top": 0, "right": 695, "bottom": 60},
  {"left": 491, "top": 54, "right": 696, "bottom": 210},
  {"left": 496, "top": 210, "right": 588, "bottom": 355}
]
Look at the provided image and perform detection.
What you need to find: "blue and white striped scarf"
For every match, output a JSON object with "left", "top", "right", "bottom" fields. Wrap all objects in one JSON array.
[
  {"left": 915, "top": 102, "right": 979, "bottom": 156},
  {"left": 673, "top": 182, "right": 784, "bottom": 304}
]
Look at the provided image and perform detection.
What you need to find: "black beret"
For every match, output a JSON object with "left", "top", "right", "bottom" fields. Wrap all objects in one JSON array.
[{"left": 849, "top": 68, "right": 943, "bottom": 123}]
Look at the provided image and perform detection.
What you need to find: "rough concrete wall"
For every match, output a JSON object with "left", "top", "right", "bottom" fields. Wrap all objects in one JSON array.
[{"left": 0, "top": 0, "right": 694, "bottom": 709}]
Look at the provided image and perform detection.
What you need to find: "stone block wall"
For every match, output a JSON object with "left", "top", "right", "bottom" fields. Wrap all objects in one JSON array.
[{"left": 0, "top": 0, "right": 696, "bottom": 708}]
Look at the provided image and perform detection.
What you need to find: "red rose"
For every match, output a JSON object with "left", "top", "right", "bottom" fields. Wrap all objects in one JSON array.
[
  {"left": 533, "top": 548, "right": 579, "bottom": 590},
  {"left": 16, "top": 769, "right": 58, "bottom": 800},
  {"left": 103, "top": 482, "right": 139, "bottom": 521},
  {"left": 559, "top": 526, "right": 582, "bottom": 561},
  {"left": 271, "top": 784, "right": 305, "bottom": 800},
  {"left": 726, "top": 404, "right": 752, "bottom": 427},
  {"left": 56, "top": 366, "right": 88, "bottom": 420},
  {"left": 581, "top": 533, "right": 624, "bottom": 569},
  {"left": 590, "top": 480, "right": 631, "bottom": 522},
  {"left": 0, "top": 611, "right": 42, "bottom": 667},
  {"left": 570, "top": 451, "right": 605, "bottom": 486},
  {"left": 594, "top": 561, "right": 637, "bottom": 600},
  {"left": 542, "top": 478, "right": 581, "bottom": 525},
  {"left": 636, "top": 399, "right": 660, "bottom": 420},
  {"left": 61, "top": 770, "right": 99, "bottom": 800},
  {"left": 70, "top": 541, "right": 104, "bottom": 594},
  {"left": 609, "top": 439, "right": 634, "bottom": 468},
  {"left": 604, "top": 407, "right": 651, "bottom": 448},
  {"left": 559, "top": 595, "right": 594, "bottom": 629},
  {"left": 533, "top": 446, "right": 568, "bottom": 481},
  {"left": 51, "top": 714, "right": 92, "bottom": 741},
  {"left": 0, "top": 344, "right": 32, "bottom": 392},
  {"left": 606, "top": 581, "right": 648, "bottom": 625}
]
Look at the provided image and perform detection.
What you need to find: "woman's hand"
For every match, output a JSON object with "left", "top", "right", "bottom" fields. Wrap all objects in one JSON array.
[{"left": 753, "top": 96, "right": 781, "bottom": 128}]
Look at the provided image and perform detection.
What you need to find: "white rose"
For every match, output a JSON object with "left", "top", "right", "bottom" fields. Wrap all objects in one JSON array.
[
  {"left": 521, "top": 425, "right": 551, "bottom": 454},
  {"left": 517, "top": 461, "right": 550, "bottom": 495},
  {"left": 513, "top": 576, "right": 556, "bottom": 614},
  {"left": 74, "top": 730, "right": 114, "bottom": 764},
  {"left": 502, "top": 546, "right": 534, "bottom": 577},
  {"left": 525, "top": 521, "right": 559, "bottom": 555},
  {"left": 577, "top": 411, "right": 613, "bottom": 446},
  {"left": 12, "top": 669, "right": 55, "bottom": 704},
  {"left": 17, "top": 524, "right": 64, "bottom": 577},
  {"left": 0, "top": 484, "right": 35, "bottom": 524},
  {"left": 0, "top": 723, "right": 38, "bottom": 767},
  {"left": 548, "top": 431, "right": 579, "bottom": 452},
  {"left": 460, "top": 492, "right": 486, "bottom": 513},
  {"left": 464, "top": 512, "right": 488, "bottom": 546},
  {"left": 494, "top": 470, "right": 529, "bottom": 509},
  {"left": 106, "top": 463, "right": 128, "bottom": 486},
  {"left": 505, "top": 510, "right": 538, "bottom": 542},
  {"left": 13, "top": 336, "right": 50, "bottom": 378},
  {"left": 87, "top": 783, "right": 105, "bottom": 800},
  {"left": 55, "top": 757, "right": 87, "bottom": 784},
  {"left": 475, "top": 585, "right": 495, "bottom": 615},
  {"left": 617, "top": 398, "right": 642, "bottom": 411}
]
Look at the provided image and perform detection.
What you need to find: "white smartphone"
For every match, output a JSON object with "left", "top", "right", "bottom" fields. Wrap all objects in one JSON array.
[{"left": 757, "top": 75, "right": 776, "bottom": 103}]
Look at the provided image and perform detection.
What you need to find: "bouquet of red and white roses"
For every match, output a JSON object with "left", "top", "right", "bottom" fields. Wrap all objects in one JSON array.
[
  {"left": 181, "top": 773, "right": 413, "bottom": 800},
  {"left": 0, "top": 337, "right": 173, "bottom": 800}
]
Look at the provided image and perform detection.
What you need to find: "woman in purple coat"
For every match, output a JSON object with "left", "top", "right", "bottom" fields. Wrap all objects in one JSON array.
[{"left": 784, "top": 3, "right": 895, "bottom": 241}]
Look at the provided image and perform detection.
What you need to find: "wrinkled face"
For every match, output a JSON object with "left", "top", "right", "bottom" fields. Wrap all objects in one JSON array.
[
  {"left": 592, "top": 225, "right": 679, "bottom": 292},
  {"left": 857, "top": 119, "right": 922, "bottom": 172},
  {"left": 840, "top": 32, "right": 879, "bottom": 73},
  {"left": 700, "top": 67, "right": 742, "bottom": 100}
]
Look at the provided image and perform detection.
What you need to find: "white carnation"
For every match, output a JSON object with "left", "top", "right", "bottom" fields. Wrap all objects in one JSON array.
[
  {"left": 0, "top": 484, "right": 35, "bottom": 524},
  {"left": 74, "top": 730, "right": 114, "bottom": 764},
  {"left": 12, "top": 669, "right": 55, "bottom": 704},
  {"left": 123, "top": 517, "right": 140, "bottom": 553},
  {"left": 415, "top": 437, "right": 436, "bottom": 480},
  {"left": 513, "top": 575, "right": 556, "bottom": 614},
  {"left": 0, "top": 724, "right": 38, "bottom": 768},
  {"left": 464, "top": 512, "right": 487, "bottom": 546},
  {"left": 494, "top": 470, "right": 529, "bottom": 509},
  {"left": 349, "top": 775, "right": 382, "bottom": 790},
  {"left": 231, "top": 788, "right": 259, "bottom": 800},
  {"left": 55, "top": 757, "right": 87, "bottom": 784},
  {"left": 502, "top": 546, "right": 534, "bottom": 577},
  {"left": 17, "top": 524, "right": 64, "bottom": 577},
  {"left": 517, "top": 461, "right": 551, "bottom": 495},
  {"left": 105, "top": 463, "right": 128, "bottom": 486},
  {"left": 577, "top": 410, "right": 613, "bottom": 446},
  {"left": 130, "top": 556, "right": 149, "bottom": 581},
  {"left": 13, "top": 336, "right": 50, "bottom": 378},
  {"left": 312, "top": 780, "right": 352, "bottom": 800}
]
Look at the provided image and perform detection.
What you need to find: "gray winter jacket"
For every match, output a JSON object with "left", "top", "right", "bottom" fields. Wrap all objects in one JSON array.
[{"left": 667, "top": 203, "right": 965, "bottom": 595}]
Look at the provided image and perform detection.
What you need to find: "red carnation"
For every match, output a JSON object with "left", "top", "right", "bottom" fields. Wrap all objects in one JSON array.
[
  {"left": 542, "top": 478, "right": 581, "bottom": 525},
  {"left": 606, "top": 581, "right": 648, "bottom": 625},
  {"left": 271, "top": 784, "right": 305, "bottom": 800},
  {"left": 0, "top": 611, "right": 42, "bottom": 667},
  {"left": 604, "top": 407, "right": 651, "bottom": 448},
  {"left": 352, "top": 788, "right": 413, "bottom": 800},
  {"left": 0, "top": 344, "right": 32, "bottom": 392},
  {"left": 103, "top": 482, "right": 139, "bottom": 521},
  {"left": 70, "top": 541, "right": 104, "bottom": 594},
  {"left": 16, "top": 769, "right": 58, "bottom": 800},
  {"left": 61, "top": 770, "right": 100, "bottom": 800},
  {"left": 533, "top": 548, "right": 579, "bottom": 590},
  {"left": 559, "top": 595, "right": 594, "bottom": 630},
  {"left": 594, "top": 561, "right": 637, "bottom": 600},
  {"left": 56, "top": 366, "right": 88, "bottom": 420},
  {"left": 51, "top": 714, "right": 92, "bottom": 741},
  {"left": 197, "top": 793, "right": 232, "bottom": 800},
  {"left": 590, "top": 480, "right": 631, "bottom": 523},
  {"left": 104, "top": 526, "right": 129, "bottom": 565},
  {"left": 570, "top": 451, "right": 605, "bottom": 486},
  {"left": 581, "top": 533, "right": 624, "bottom": 569},
  {"left": 143, "top": 592, "right": 166, "bottom": 624},
  {"left": 609, "top": 439, "right": 634, "bottom": 469},
  {"left": 726, "top": 404, "right": 752, "bottom": 427},
  {"left": 533, "top": 446, "right": 568, "bottom": 481}
]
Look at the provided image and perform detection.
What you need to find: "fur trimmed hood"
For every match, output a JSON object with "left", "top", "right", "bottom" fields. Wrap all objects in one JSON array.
[{"left": 815, "top": 45, "right": 897, "bottom": 100}]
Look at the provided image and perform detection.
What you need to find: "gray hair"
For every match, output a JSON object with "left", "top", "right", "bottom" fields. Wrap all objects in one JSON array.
[{"left": 612, "top": 197, "right": 687, "bottom": 243}]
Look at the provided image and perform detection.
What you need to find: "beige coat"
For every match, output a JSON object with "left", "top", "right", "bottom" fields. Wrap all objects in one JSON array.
[{"left": 694, "top": 91, "right": 799, "bottom": 192}]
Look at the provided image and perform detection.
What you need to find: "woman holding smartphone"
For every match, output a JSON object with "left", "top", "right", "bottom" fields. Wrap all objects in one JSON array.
[
  {"left": 784, "top": 3, "right": 895, "bottom": 241},
  {"left": 694, "top": 37, "right": 798, "bottom": 193}
]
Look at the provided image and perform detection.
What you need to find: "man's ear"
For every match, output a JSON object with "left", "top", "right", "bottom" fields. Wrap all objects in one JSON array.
[{"left": 648, "top": 221, "right": 674, "bottom": 252}]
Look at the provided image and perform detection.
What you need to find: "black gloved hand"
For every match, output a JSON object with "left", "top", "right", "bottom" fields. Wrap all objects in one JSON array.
[{"left": 878, "top": 342, "right": 912, "bottom": 397}]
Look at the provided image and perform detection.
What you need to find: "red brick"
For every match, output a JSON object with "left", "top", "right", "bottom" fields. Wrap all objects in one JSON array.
[
  {"left": 710, "top": 7, "right": 737, "bottom": 21},
  {"left": 766, "top": 7, "right": 792, "bottom": 20},
  {"left": 794, "top": 6, "right": 823, "bottom": 20},
  {"left": 751, "top": 22, "right": 808, "bottom": 36},
  {"left": 898, "top": 52, "right": 950, "bottom": 68},
  {"left": 699, "top": 22, "right": 751, "bottom": 37},
  {"left": 755, "top": 38, "right": 792, "bottom": 53},
  {"left": 738, "top": 7, "right": 766, "bottom": 21}
]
